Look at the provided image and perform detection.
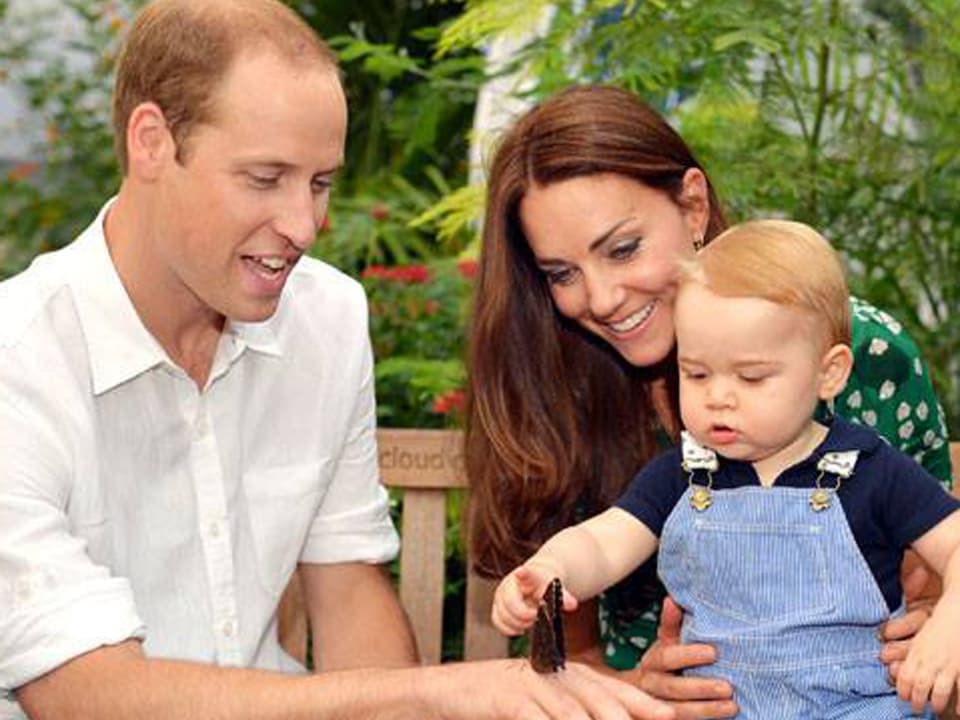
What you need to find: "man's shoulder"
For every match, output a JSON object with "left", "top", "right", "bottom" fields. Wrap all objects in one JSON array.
[{"left": 0, "top": 247, "right": 76, "bottom": 350}]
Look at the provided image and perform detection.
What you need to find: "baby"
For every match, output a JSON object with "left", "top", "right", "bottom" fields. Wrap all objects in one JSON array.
[{"left": 493, "top": 220, "right": 960, "bottom": 719}]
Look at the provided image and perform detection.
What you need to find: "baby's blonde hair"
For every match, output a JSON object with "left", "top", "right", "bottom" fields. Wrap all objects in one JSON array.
[{"left": 686, "top": 219, "right": 851, "bottom": 348}]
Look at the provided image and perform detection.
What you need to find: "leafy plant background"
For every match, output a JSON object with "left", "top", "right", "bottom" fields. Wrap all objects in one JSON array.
[{"left": 2, "top": 0, "right": 958, "bottom": 660}]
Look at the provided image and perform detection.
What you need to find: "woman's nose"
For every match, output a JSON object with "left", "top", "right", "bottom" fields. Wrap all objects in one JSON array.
[{"left": 583, "top": 270, "right": 624, "bottom": 320}]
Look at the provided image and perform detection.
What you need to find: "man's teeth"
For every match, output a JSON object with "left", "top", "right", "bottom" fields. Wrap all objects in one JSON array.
[
  {"left": 609, "top": 302, "right": 655, "bottom": 333},
  {"left": 255, "top": 256, "right": 286, "bottom": 271}
]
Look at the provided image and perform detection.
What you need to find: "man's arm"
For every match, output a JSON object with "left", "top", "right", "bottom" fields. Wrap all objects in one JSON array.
[
  {"left": 300, "top": 561, "right": 418, "bottom": 670},
  {"left": 17, "top": 639, "right": 676, "bottom": 720}
]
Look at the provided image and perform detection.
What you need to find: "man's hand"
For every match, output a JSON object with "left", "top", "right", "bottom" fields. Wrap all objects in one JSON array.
[
  {"left": 419, "top": 659, "right": 676, "bottom": 720},
  {"left": 635, "top": 597, "right": 737, "bottom": 720}
]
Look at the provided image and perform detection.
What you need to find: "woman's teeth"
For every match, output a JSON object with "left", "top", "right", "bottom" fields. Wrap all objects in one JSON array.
[{"left": 609, "top": 301, "right": 656, "bottom": 333}]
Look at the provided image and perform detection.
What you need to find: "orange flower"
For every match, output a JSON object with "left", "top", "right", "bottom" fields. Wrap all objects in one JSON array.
[{"left": 7, "top": 162, "right": 40, "bottom": 182}]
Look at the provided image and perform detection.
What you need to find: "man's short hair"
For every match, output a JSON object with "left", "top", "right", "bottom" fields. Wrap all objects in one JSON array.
[
  {"left": 684, "top": 219, "right": 852, "bottom": 348},
  {"left": 112, "top": 0, "right": 338, "bottom": 173}
]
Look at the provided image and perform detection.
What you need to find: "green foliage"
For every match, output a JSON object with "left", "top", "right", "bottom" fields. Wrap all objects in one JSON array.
[
  {"left": 361, "top": 258, "right": 475, "bottom": 428},
  {"left": 434, "top": 0, "right": 960, "bottom": 432},
  {"left": 0, "top": 0, "right": 132, "bottom": 276}
]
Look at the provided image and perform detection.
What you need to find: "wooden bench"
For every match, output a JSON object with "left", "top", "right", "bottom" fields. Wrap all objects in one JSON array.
[
  {"left": 278, "top": 428, "right": 507, "bottom": 665},
  {"left": 280, "top": 438, "right": 960, "bottom": 667}
]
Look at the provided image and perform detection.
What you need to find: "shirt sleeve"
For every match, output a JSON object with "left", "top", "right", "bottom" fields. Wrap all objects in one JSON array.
[
  {"left": 875, "top": 442, "right": 960, "bottom": 549},
  {"left": 833, "top": 298, "right": 953, "bottom": 487},
  {"left": 298, "top": 288, "right": 399, "bottom": 566},
  {"left": 0, "top": 391, "right": 145, "bottom": 693},
  {"left": 614, "top": 448, "right": 686, "bottom": 537}
]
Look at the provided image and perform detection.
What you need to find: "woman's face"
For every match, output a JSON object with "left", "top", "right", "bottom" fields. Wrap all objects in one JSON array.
[{"left": 519, "top": 171, "right": 708, "bottom": 368}]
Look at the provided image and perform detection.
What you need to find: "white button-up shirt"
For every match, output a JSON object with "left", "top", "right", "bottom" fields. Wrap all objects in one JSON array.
[{"left": 0, "top": 203, "right": 399, "bottom": 715}]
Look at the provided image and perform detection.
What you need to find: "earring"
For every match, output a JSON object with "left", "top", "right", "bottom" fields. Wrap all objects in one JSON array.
[{"left": 693, "top": 232, "right": 705, "bottom": 252}]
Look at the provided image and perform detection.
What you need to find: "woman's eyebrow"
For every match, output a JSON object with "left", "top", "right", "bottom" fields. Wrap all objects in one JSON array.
[{"left": 588, "top": 217, "right": 635, "bottom": 253}]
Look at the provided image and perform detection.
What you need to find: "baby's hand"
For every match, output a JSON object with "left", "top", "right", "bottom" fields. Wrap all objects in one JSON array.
[
  {"left": 491, "top": 564, "right": 577, "bottom": 636},
  {"left": 896, "top": 603, "right": 960, "bottom": 715}
]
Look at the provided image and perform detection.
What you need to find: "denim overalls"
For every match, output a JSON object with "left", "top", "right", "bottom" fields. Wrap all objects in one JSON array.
[{"left": 657, "top": 434, "right": 933, "bottom": 719}]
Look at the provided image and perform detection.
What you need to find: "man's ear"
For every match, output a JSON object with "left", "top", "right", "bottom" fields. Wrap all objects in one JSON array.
[
  {"left": 679, "top": 167, "right": 710, "bottom": 240},
  {"left": 819, "top": 343, "right": 854, "bottom": 401},
  {"left": 126, "top": 102, "right": 175, "bottom": 181}
]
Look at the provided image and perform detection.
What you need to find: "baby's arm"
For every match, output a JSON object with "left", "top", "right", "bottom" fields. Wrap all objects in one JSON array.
[
  {"left": 897, "top": 508, "right": 960, "bottom": 715},
  {"left": 491, "top": 508, "right": 658, "bottom": 636}
]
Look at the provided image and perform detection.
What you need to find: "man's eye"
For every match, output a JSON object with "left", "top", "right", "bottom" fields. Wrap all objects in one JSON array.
[
  {"left": 311, "top": 177, "right": 333, "bottom": 194},
  {"left": 248, "top": 174, "right": 280, "bottom": 189}
]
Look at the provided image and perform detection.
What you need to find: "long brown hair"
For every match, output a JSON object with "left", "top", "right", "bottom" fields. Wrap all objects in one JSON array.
[{"left": 466, "top": 84, "right": 727, "bottom": 578}]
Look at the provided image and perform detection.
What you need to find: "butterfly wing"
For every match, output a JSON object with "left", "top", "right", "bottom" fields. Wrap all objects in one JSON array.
[{"left": 529, "top": 578, "right": 566, "bottom": 673}]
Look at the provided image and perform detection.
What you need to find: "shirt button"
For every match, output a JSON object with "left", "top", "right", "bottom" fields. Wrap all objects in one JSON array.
[
  {"left": 208, "top": 521, "right": 222, "bottom": 539},
  {"left": 221, "top": 619, "right": 235, "bottom": 637}
]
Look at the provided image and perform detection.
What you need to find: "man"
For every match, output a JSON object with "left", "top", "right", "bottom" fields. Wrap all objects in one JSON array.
[{"left": 0, "top": 1, "right": 672, "bottom": 718}]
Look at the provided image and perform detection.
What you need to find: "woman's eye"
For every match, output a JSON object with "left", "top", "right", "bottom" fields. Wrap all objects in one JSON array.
[
  {"left": 609, "top": 238, "right": 640, "bottom": 260},
  {"left": 544, "top": 267, "right": 576, "bottom": 286}
]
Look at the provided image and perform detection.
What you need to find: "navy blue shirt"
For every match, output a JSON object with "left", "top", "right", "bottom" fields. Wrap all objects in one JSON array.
[{"left": 616, "top": 418, "right": 960, "bottom": 611}]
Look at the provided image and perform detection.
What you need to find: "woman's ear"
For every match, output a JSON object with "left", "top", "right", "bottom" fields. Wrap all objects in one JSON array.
[
  {"left": 818, "top": 343, "right": 854, "bottom": 401},
  {"left": 126, "top": 102, "right": 174, "bottom": 181},
  {"left": 679, "top": 168, "right": 710, "bottom": 240}
]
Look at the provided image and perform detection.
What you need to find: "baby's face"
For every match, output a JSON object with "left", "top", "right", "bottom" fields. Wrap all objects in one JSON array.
[{"left": 675, "top": 282, "right": 831, "bottom": 469}]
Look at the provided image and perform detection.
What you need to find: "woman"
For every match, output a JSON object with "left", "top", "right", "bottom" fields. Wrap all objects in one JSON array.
[{"left": 465, "top": 84, "right": 952, "bottom": 719}]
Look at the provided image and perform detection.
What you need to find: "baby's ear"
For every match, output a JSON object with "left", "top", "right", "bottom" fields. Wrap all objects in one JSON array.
[{"left": 818, "top": 343, "right": 854, "bottom": 401}]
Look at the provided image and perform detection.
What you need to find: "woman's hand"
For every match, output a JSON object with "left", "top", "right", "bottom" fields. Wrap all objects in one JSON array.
[
  {"left": 636, "top": 598, "right": 737, "bottom": 720},
  {"left": 880, "top": 552, "right": 940, "bottom": 680},
  {"left": 565, "top": 599, "right": 737, "bottom": 720}
]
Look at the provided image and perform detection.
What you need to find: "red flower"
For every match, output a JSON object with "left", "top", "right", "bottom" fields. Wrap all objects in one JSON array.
[
  {"left": 7, "top": 162, "right": 39, "bottom": 182},
  {"left": 370, "top": 202, "right": 390, "bottom": 222},
  {"left": 431, "top": 389, "right": 466, "bottom": 415},
  {"left": 456, "top": 260, "right": 478, "bottom": 279}
]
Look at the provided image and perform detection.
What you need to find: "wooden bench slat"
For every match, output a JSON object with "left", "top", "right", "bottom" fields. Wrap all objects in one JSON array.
[{"left": 397, "top": 488, "right": 448, "bottom": 664}]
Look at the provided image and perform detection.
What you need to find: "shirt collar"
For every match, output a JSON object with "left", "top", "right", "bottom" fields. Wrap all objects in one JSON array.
[
  {"left": 226, "top": 318, "right": 283, "bottom": 357},
  {"left": 69, "top": 200, "right": 285, "bottom": 396},
  {"left": 68, "top": 200, "right": 169, "bottom": 396}
]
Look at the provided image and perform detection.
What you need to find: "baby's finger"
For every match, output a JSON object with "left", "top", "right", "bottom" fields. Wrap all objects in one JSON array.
[
  {"left": 514, "top": 565, "right": 547, "bottom": 597},
  {"left": 910, "top": 673, "right": 932, "bottom": 715},
  {"left": 562, "top": 588, "right": 579, "bottom": 613},
  {"left": 929, "top": 672, "right": 955, "bottom": 713}
]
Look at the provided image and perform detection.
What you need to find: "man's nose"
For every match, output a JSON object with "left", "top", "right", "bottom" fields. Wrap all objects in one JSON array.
[{"left": 275, "top": 187, "right": 322, "bottom": 250}]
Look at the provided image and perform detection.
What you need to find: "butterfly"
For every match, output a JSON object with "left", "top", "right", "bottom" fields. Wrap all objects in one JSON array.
[{"left": 529, "top": 577, "right": 566, "bottom": 673}]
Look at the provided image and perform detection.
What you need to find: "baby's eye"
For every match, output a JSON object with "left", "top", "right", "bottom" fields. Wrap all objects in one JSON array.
[
  {"left": 739, "top": 374, "right": 769, "bottom": 384},
  {"left": 682, "top": 369, "right": 708, "bottom": 381}
]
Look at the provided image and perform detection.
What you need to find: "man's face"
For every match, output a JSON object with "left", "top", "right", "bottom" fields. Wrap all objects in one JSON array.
[{"left": 156, "top": 51, "right": 347, "bottom": 323}]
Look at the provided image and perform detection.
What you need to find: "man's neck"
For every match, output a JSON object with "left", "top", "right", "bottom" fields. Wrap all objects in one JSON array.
[{"left": 103, "top": 188, "right": 224, "bottom": 389}]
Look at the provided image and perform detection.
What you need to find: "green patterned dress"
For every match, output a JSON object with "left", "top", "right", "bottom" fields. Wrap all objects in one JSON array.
[{"left": 598, "top": 296, "right": 954, "bottom": 670}]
